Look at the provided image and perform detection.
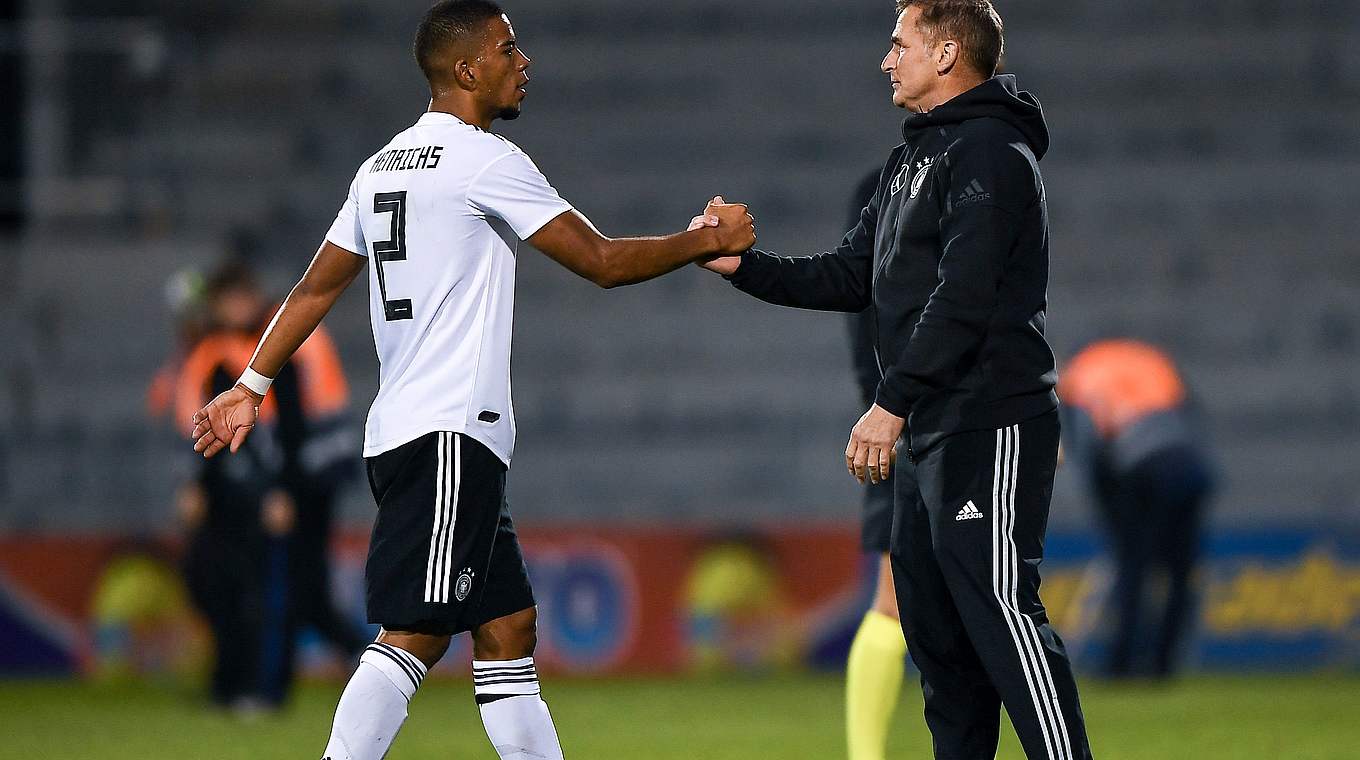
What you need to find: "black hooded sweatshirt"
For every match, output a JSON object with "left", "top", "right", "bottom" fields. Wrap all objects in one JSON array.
[{"left": 727, "top": 75, "right": 1058, "bottom": 456}]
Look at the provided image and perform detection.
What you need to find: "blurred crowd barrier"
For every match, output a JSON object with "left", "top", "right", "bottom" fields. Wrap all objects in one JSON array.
[{"left": 2, "top": 524, "right": 1357, "bottom": 678}]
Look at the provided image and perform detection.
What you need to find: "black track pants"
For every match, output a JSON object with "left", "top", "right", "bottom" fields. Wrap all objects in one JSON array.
[{"left": 890, "top": 411, "right": 1093, "bottom": 760}]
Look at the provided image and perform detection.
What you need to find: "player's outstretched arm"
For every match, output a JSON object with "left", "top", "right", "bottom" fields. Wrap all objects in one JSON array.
[
  {"left": 527, "top": 201, "right": 754, "bottom": 289},
  {"left": 190, "top": 242, "right": 366, "bottom": 458}
]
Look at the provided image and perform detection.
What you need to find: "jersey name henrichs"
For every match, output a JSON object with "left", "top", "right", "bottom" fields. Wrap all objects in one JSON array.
[{"left": 370, "top": 145, "right": 445, "bottom": 173}]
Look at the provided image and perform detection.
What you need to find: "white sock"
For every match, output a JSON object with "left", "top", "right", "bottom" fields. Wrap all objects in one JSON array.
[
  {"left": 473, "top": 657, "right": 564, "bottom": 760},
  {"left": 321, "top": 642, "right": 428, "bottom": 760}
]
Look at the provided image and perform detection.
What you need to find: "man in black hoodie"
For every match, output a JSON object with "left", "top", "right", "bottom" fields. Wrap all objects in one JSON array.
[{"left": 695, "top": 2, "right": 1092, "bottom": 757}]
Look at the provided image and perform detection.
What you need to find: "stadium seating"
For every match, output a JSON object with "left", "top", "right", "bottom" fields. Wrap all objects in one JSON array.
[{"left": 2, "top": 0, "right": 1357, "bottom": 530}]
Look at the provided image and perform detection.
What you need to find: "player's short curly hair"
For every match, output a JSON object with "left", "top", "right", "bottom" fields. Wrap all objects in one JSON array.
[
  {"left": 894, "top": 0, "right": 1004, "bottom": 78},
  {"left": 413, "top": 0, "right": 505, "bottom": 83}
]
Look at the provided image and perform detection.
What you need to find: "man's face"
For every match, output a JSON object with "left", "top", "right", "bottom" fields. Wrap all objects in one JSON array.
[
  {"left": 474, "top": 14, "right": 531, "bottom": 121},
  {"left": 212, "top": 287, "right": 263, "bottom": 332},
  {"left": 881, "top": 8, "right": 938, "bottom": 111}
]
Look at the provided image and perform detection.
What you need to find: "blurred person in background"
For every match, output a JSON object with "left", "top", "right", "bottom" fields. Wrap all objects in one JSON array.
[
  {"left": 1059, "top": 339, "right": 1216, "bottom": 679},
  {"left": 175, "top": 257, "right": 364, "bottom": 708},
  {"left": 174, "top": 259, "right": 293, "bottom": 713},
  {"left": 841, "top": 169, "right": 912, "bottom": 760}
]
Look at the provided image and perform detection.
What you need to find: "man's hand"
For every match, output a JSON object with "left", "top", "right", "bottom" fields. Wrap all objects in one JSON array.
[
  {"left": 692, "top": 196, "right": 750, "bottom": 275},
  {"left": 704, "top": 195, "right": 755, "bottom": 256},
  {"left": 190, "top": 385, "right": 262, "bottom": 458},
  {"left": 686, "top": 213, "right": 720, "bottom": 232},
  {"left": 845, "top": 404, "right": 905, "bottom": 484},
  {"left": 262, "top": 490, "right": 296, "bottom": 536},
  {"left": 175, "top": 482, "right": 207, "bottom": 528}
]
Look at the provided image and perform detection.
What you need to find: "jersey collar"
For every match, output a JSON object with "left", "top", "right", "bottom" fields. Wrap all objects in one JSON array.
[{"left": 418, "top": 111, "right": 484, "bottom": 131}]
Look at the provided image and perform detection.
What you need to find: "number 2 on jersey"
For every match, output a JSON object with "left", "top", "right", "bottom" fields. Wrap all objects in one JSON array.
[{"left": 372, "top": 191, "right": 413, "bottom": 321}]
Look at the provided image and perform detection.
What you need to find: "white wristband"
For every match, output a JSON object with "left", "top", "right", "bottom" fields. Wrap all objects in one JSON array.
[{"left": 237, "top": 367, "right": 273, "bottom": 397}]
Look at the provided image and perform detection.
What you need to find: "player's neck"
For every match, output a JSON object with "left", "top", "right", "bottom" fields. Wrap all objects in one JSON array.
[{"left": 427, "top": 97, "right": 494, "bottom": 131}]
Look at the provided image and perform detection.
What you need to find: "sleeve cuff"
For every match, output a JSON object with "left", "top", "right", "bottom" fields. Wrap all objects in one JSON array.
[
  {"left": 324, "top": 235, "right": 365, "bottom": 258},
  {"left": 722, "top": 249, "right": 760, "bottom": 287},
  {"left": 873, "top": 380, "right": 912, "bottom": 418},
  {"left": 513, "top": 204, "right": 575, "bottom": 241}
]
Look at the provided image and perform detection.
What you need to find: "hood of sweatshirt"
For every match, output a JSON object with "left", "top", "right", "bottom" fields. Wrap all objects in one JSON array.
[{"left": 901, "top": 74, "right": 1049, "bottom": 160}]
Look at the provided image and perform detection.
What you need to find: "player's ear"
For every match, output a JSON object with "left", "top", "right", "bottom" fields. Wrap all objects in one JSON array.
[
  {"left": 454, "top": 58, "right": 478, "bottom": 91},
  {"left": 935, "top": 39, "right": 960, "bottom": 75}
]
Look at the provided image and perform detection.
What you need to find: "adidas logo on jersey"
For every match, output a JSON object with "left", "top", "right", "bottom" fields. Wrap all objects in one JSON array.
[
  {"left": 955, "top": 500, "right": 984, "bottom": 521},
  {"left": 955, "top": 179, "right": 991, "bottom": 206}
]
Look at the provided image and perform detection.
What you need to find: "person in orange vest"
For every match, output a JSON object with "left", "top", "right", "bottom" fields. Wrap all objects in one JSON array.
[
  {"left": 178, "top": 258, "right": 365, "bottom": 708},
  {"left": 175, "top": 259, "right": 292, "bottom": 712},
  {"left": 1059, "top": 339, "right": 1216, "bottom": 678}
]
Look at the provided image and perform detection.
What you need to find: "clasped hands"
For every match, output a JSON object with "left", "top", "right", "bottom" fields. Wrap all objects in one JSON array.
[
  {"left": 688, "top": 195, "right": 752, "bottom": 274},
  {"left": 690, "top": 197, "right": 904, "bottom": 485}
]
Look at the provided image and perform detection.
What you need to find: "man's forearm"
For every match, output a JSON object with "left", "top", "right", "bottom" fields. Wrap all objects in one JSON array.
[
  {"left": 246, "top": 287, "right": 337, "bottom": 379},
  {"left": 594, "top": 228, "right": 722, "bottom": 288},
  {"left": 726, "top": 249, "right": 872, "bottom": 312},
  {"left": 530, "top": 206, "right": 752, "bottom": 288},
  {"left": 719, "top": 200, "right": 877, "bottom": 311}
]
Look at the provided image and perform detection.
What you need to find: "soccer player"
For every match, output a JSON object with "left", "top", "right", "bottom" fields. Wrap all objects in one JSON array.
[
  {"left": 188, "top": 2, "right": 754, "bottom": 758},
  {"left": 696, "top": 1, "right": 1094, "bottom": 757}
]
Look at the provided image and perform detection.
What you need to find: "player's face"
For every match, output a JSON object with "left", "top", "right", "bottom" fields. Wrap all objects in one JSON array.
[
  {"left": 881, "top": 9, "right": 938, "bottom": 111},
  {"left": 476, "top": 15, "right": 531, "bottom": 121}
]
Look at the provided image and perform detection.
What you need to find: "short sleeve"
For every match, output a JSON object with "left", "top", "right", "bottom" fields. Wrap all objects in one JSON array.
[
  {"left": 467, "top": 150, "right": 574, "bottom": 240},
  {"left": 324, "top": 172, "right": 367, "bottom": 256}
]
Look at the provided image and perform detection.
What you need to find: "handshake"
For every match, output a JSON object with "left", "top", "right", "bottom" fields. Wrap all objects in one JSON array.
[{"left": 689, "top": 195, "right": 754, "bottom": 276}]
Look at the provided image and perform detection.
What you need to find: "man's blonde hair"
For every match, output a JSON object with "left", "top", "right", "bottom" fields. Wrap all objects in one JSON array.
[{"left": 895, "top": 0, "right": 1004, "bottom": 78}]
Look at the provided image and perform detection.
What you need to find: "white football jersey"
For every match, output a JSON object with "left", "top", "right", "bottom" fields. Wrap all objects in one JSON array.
[{"left": 324, "top": 111, "right": 573, "bottom": 464}]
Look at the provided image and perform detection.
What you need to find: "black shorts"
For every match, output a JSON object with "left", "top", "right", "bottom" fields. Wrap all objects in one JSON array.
[
  {"left": 862, "top": 459, "right": 916, "bottom": 552},
  {"left": 364, "top": 431, "right": 534, "bottom": 635}
]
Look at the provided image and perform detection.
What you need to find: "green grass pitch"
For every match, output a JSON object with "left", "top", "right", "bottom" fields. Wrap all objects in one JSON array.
[{"left": 3, "top": 673, "right": 1356, "bottom": 758}]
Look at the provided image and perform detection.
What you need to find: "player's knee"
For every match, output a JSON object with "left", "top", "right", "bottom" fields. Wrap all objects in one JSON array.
[
  {"left": 472, "top": 607, "right": 538, "bottom": 660},
  {"left": 377, "top": 629, "right": 452, "bottom": 670}
]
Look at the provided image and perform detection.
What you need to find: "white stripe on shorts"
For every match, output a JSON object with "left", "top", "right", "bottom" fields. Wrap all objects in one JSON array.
[
  {"left": 424, "top": 432, "right": 461, "bottom": 603},
  {"left": 436, "top": 433, "right": 461, "bottom": 602},
  {"left": 423, "top": 433, "right": 446, "bottom": 603}
]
